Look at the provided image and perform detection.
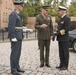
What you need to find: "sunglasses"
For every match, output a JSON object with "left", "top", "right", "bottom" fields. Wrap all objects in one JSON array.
[{"left": 45, "top": 9, "right": 49, "bottom": 11}]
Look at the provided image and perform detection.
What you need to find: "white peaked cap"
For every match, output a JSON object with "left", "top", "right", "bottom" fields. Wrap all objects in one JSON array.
[{"left": 58, "top": 6, "right": 67, "bottom": 11}]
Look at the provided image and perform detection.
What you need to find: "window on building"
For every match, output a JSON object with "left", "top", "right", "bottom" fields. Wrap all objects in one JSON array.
[
  {"left": 8, "top": 1, "right": 11, "bottom": 10},
  {"left": 3, "top": 12, "right": 5, "bottom": 22},
  {"left": 8, "top": 2, "right": 10, "bottom": 10},
  {"left": 6, "top": 1, "right": 7, "bottom": 9},
  {"left": 7, "top": 14, "right": 9, "bottom": 23},
  {"left": 6, "top": 13, "right": 8, "bottom": 23}
]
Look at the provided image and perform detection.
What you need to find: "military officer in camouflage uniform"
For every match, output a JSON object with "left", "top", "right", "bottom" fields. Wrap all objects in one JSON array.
[
  {"left": 35, "top": 6, "right": 53, "bottom": 68},
  {"left": 8, "top": 1, "right": 25, "bottom": 75},
  {"left": 55, "top": 6, "right": 70, "bottom": 70}
]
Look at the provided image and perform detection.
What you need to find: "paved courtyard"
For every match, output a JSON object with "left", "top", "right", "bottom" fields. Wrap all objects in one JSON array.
[{"left": 0, "top": 40, "right": 76, "bottom": 75}]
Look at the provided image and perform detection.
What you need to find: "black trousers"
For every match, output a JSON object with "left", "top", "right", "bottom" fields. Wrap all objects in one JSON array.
[
  {"left": 58, "top": 41, "right": 69, "bottom": 68},
  {"left": 39, "top": 39, "right": 50, "bottom": 65},
  {"left": 10, "top": 40, "right": 22, "bottom": 72}
]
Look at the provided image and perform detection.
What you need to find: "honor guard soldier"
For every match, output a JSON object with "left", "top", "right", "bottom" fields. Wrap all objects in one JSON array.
[
  {"left": 55, "top": 6, "right": 71, "bottom": 70},
  {"left": 8, "top": 1, "right": 25, "bottom": 75},
  {"left": 35, "top": 6, "right": 53, "bottom": 68}
]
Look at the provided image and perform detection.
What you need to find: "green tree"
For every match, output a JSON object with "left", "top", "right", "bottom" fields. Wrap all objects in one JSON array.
[
  {"left": 59, "top": 0, "right": 68, "bottom": 6},
  {"left": 69, "top": 1, "right": 76, "bottom": 16},
  {"left": 20, "top": 3, "right": 28, "bottom": 26},
  {"left": 26, "top": 0, "right": 42, "bottom": 17}
]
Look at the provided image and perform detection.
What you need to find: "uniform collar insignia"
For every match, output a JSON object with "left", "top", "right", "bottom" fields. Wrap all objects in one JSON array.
[{"left": 47, "top": 17, "right": 50, "bottom": 20}]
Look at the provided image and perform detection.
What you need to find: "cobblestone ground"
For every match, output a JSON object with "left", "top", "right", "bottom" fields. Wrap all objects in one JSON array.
[{"left": 0, "top": 40, "right": 76, "bottom": 75}]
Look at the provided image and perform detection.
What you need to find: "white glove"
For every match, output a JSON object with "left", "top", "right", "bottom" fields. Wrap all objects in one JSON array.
[
  {"left": 11, "top": 38, "right": 17, "bottom": 42},
  {"left": 23, "top": 29, "right": 27, "bottom": 32},
  {"left": 60, "top": 29, "right": 65, "bottom": 35},
  {"left": 23, "top": 29, "right": 33, "bottom": 32}
]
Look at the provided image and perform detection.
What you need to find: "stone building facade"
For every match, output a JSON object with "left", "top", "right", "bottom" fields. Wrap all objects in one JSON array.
[
  {"left": 0, "top": 0, "right": 76, "bottom": 30},
  {"left": 0, "top": 0, "right": 15, "bottom": 29}
]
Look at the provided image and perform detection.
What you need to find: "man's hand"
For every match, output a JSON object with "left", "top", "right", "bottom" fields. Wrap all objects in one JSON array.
[
  {"left": 40, "top": 24, "right": 48, "bottom": 28},
  {"left": 11, "top": 38, "right": 17, "bottom": 42},
  {"left": 50, "top": 36, "right": 53, "bottom": 40},
  {"left": 60, "top": 29, "right": 65, "bottom": 35}
]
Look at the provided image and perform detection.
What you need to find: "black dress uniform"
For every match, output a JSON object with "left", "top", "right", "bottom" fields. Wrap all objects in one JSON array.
[
  {"left": 56, "top": 6, "right": 71, "bottom": 70},
  {"left": 8, "top": 1, "right": 24, "bottom": 75},
  {"left": 35, "top": 6, "right": 53, "bottom": 67}
]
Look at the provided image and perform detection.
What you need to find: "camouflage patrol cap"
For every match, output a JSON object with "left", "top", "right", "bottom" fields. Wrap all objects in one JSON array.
[{"left": 42, "top": 5, "right": 50, "bottom": 10}]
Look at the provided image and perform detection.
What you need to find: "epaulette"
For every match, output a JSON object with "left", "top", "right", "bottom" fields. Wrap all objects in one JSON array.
[{"left": 9, "top": 12, "right": 15, "bottom": 19}]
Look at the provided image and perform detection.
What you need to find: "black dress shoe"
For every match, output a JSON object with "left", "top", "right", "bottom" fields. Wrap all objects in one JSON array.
[
  {"left": 56, "top": 65, "right": 62, "bottom": 69},
  {"left": 60, "top": 67, "right": 67, "bottom": 70},
  {"left": 45, "top": 64, "right": 51, "bottom": 67},
  {"left": 11, "top": 71, "right": 21, "bottom": 75},
  {"left": 40, "top": 64, "right": 44, "bottom": 68},
  {"left": 17, "top": 69, "right": 25, "bottom": 73}
]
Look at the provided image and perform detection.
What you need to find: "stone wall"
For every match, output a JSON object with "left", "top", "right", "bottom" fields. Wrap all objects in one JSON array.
[
  {"left": 26, "top": 17, "right": 56, "bottom": 30},
  {"left": 0, "top": 15, "right": 76, "bottom": 29},
  {"left": 71, "top": 17, "right": 76, "bottom": 21},
  {"left": 26, "top": 17, "right": 76, "bottom": 31},
  {"left": 26, "top": 17, "right": 36, "bottom": 29}
]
